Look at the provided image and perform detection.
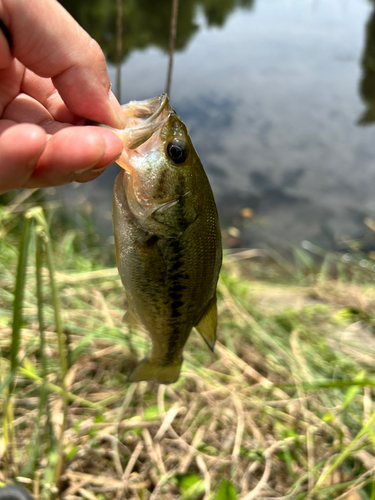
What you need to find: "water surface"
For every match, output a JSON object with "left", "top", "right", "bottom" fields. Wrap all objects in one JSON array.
[{"left": 58, "top": 0, "right": 375, "bottom": 251}]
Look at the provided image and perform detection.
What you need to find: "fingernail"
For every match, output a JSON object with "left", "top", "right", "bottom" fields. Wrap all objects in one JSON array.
[
  {"left": 74, "top": 165, "right": 110, "bottom": 184},
  {"left": 108, "top": 90, "right": 126, "bottom": 129},
  {"left": 90, "top": 166, "right": 108, "bottom": 175},
  {"left": 72, "top": 165, "right": 98, "bottom": 177}
]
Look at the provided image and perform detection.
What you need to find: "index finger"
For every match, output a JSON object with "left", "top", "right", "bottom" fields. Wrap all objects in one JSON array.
[{"left": 0, "top": 0, "right": 125, "bottom": 129}]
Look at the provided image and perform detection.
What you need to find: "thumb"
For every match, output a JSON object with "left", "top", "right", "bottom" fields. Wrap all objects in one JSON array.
[{"left": 0, "top": 0, "right": 125, "bottom": 129}]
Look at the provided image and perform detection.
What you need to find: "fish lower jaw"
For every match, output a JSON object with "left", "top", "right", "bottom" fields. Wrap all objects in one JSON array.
[{"left": 115, "top": 151, "right": 131, "bottom": 172}]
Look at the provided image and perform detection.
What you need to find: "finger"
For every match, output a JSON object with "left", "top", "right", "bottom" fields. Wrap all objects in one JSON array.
[
  {"left": 24, "top": 126, "right": 123, "bottom": 188},
  {"left": 0, "top": 16, "right": 12, "bottom": 68},
  {"left": 2, "top": 91, "right": 74, "bottom": 134},
  {"left": 0, "top": 0, "right": 125, "bottom": 129},
  {"left": 0, "top": 58, "right": 25, "bottom": 114},
  {"left": 3, "top": 92, "right": 54, "bottom": 124},
  {"left": 21, "top": 70, "right": 80, "bottom": 124},
  {"left": 0, "top": 123, "right": 46, "bottom": 194},
  {"left": 2, "top": 92, "right": 82, "bottom": 135}
]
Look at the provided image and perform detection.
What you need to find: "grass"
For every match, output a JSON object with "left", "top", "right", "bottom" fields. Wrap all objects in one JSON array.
[{"left": 1, "top": 191, "right": 375, "bottom": 499}]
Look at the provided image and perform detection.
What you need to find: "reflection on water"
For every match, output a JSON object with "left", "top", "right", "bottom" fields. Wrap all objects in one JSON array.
[
  {"left": 59, "top": 0, "right": 254, "bottom": 64},
  {"left": 57, "top": 0, "right": 375, "bottom": 251},
  {"left": 359, "top": 2, "right": 375, "bottom": 125}
]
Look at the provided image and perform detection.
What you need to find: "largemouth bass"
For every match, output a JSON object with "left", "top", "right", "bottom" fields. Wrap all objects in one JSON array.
[{"left": 109, "top": 94, "right": 222, "bottom": 384}]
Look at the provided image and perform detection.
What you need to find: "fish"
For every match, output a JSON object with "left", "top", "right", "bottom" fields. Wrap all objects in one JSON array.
[{"left": 108, "top": 93, "right": 222, "bottom": 384}]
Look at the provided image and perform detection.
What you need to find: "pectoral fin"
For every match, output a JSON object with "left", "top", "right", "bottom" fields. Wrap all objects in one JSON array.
[
  {"left": 122, "top": 307, "right": 140, "bottom": 325},
  {"left": 151, "top": 192, "right": 198, "bottom": 235},
  {"left": 194, "top": 295, "right": 217, "bottom": 351}
]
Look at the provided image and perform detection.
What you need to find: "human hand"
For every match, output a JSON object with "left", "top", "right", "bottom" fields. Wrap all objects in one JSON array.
[{"left": 0, "top": 0, "right": 126, "bottom": 194}]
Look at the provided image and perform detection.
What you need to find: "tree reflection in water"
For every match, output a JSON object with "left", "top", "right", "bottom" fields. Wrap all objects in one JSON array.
[
  {"left": 359, "top": 2, "right": 375, "bottom": 125},
  {"left": 59, "top": 0, "right": 254, "bottom": 64}
]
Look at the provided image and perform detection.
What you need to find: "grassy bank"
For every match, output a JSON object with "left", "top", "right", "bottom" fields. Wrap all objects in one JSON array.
[{"left": 1, "top": 195, "right": 375, "bottom": 500}]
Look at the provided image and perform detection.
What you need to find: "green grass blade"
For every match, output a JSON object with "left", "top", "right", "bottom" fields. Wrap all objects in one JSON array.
[
  {"left": 215, "top": 480, "right": 237, "bottom": 500},
  {"left": 22, "top": 233, "right": 49, "bottom": 477},
  {"left": 2, "top": 214, "right": 32, "bottom": 473},
  {"left": 10, "top": 215, "right": 32, "bottom": 382},
  {"left": 26, "top": 208, "right": 69, "bottom": 491},
  {"left": 313, "top": 408, "right": 375, "bottom": 491}
]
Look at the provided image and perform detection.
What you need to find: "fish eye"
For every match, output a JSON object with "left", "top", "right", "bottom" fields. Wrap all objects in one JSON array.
[{"left": 167, "top": 139, "right": 188, "bottom": 164}]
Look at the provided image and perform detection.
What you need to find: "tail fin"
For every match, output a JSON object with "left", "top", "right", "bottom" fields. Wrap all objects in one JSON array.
[{"left": 127, "top": 356, "right": 182, "bottom": 384}]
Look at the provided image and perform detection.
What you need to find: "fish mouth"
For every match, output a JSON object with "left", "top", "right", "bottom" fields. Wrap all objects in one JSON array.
[
  {"left": 118, "top": 93, "right": 171, "bottom": 150},
  {"left": 105, "top": 93, "right": 172, "bottom": 179},
  {"left": 110, "top": 94, "right": 174, "bottom": 213}
]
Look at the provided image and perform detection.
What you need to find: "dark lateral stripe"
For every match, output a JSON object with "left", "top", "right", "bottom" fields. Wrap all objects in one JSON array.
[
  {"left": 171, "top": 300, "right": 184, "bottom": 317},
  {"left": 0, "top": 18, "right": 12, "bottom": 49},
  {"left": 162, "top": 239, "right": 186, "bottom": 365},
  {"left": 169, "top": 291, "right": 183, "bottom": 301}
]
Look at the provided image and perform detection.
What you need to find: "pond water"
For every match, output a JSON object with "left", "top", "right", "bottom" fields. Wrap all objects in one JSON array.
[{"left": 57, "top": 0, "right": 375, "bottom": 251}]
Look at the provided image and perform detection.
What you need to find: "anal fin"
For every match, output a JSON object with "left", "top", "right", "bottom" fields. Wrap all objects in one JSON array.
[{"left": 194, "top": 295, "right": 217, "bottom": 351}]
